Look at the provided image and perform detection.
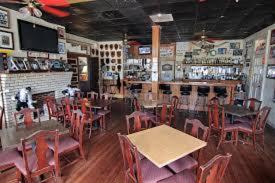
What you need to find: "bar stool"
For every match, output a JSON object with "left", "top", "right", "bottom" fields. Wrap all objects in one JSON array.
[
  {"left": 194, "top": 86, "right": 210, "bottom": 113},
  {"left": 180, "top": 85, "right": 192, "bottom": 110},
  {"left": 214, "top": 86, "right": 227, "bottom": 105},
  {"left": 159, "top": 84, "right": 172, "bottom": 102},
  {"left": 130, "top": 84, "right": 142, "bottom": 107}
]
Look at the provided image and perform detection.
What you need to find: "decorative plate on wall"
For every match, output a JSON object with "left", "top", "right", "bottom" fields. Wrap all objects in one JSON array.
[
  {"left": 114, "top": 44, "right": 118, "bottom": 50},
  {"left": 110, "top": 44, "right": 113, "bottom": 50},
  {"left": 105, "top": 44, "right": 108, "bottom": 50},
  {"left": 111, "top": 51, "right": 115, "bottom": 57}
]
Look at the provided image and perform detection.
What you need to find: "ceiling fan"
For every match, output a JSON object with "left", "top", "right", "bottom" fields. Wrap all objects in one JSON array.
[
  {"left": 0, "top": 0, "right": 95, "bottom": 18},
  {"left": 193, "top": 29, "right": 222, "bottom": 44}
]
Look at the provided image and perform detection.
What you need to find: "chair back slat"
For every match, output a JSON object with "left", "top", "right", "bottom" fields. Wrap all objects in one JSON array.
[
  {"left": 21, "top": 130, "right": 59, "bottom": 178},
  {"left": 197, "top": 153, "right": 232, "bottom": 183},
  {"left": 117, "top": 133, "right": 142, "bottom": 183},
  {"left": 253, "top": 106, "right": 271, "bottom": 132},
  {"left": 126, "top": 111, "right": 148, "bottom": 134},
  {"left": 184, "top": 119, "right": 209, "bottom": 142},
  {"left": 208, "top": 104, "right": 223, "bottom": 130},
  {"left": 87, "top": 91, "right": 99, "bottom": 100},
  {"left": 71, "top": 111, "right": 85, "bottom": 145},
  {"left": 133, "top": 98, "right": 142, "bottom": 111},
  {"left": 244, "top": 98, "right": 262, "bottom": 112}
]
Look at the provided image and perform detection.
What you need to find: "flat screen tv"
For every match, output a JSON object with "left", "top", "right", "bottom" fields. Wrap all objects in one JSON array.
[
  {"left": 266, "top": 65, "right": 275, "bottom": 79},
  {"left": 18, "top": 20, "right": 58, "bottom": 53},
  {"left": 139, "top": 46, "right": 151, "bottom": 55}
]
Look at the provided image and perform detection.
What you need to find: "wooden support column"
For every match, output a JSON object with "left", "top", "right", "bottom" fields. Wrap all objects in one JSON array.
[{"left": 151, "top": 25, "right": 161, "bottom": 98}]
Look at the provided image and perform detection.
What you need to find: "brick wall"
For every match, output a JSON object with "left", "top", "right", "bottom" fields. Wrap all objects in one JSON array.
[{"left": 0, "top": 72, "right": 73, "bottom": 127}]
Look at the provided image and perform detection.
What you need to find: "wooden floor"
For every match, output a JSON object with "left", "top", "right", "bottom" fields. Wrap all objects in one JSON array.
[{"left": 2, "top": 100, "right": 275, "bottom": 183}]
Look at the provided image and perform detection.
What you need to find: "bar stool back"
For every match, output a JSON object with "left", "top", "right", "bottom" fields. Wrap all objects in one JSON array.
[
  {"left": 180, "top": 85, "right": 192, "bottom": 110},
  {"left": 195, "top": 86, "right": 210, "bottom": 113},
  {"left": 159, "top": 84, "right": 172, "bottom": 102},
  {"left": 214, "top": 86, "right": 228, "bottom": 105}
]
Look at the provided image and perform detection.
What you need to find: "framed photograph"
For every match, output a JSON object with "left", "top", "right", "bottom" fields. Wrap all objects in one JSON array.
[
  {"left": 230, "top": 42, "right": 240, "bottom": 49},
  {"left": 269, "top": 46, "right": 275, "bottom": 59},
  {"left": 58, "top": 42, "right": 66, "bottom": 54},
  {"left": 218, "top": 48, "right": 227, "bottom": 55},
  {"left": 0, "top": 31, "right": 13, "bottom": 50},
  {"left": 0, "top": 8, "right": 9, "bottom": 28},
  {"left": 270, "top": 29, "right": 275, "bottom": 45},
  {"left": 233, "top": 49, "right": 243, "bottom": 56},
  {"left": 57, "top": 27, "right": 66, "bottom": 39},
  {"left": 193, "top": 49, "right": 201, "bottom": 55}
]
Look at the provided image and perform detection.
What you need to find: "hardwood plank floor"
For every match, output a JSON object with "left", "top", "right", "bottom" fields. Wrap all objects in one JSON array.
[{"left": 1, "top": 100, "right": 275, "bottom": 183}]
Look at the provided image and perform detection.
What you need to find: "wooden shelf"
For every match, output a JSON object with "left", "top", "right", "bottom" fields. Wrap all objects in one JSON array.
[{"left": 182, "top": 64, "right": 243, "bottom": 67}]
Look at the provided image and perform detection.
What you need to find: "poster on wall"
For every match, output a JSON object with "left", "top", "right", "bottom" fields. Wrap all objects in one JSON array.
[
  {"left": 57, "top": 27, "right": 66, "bottom": 39},
  {"left": 230, "top": 42, "right": 240, "bottom": 49},
  {"left": 0, "top": 8, "right": 9, "bottom": 28},
  {"left": 0, "top": 31, "right": 13, "bottom": 50},
  {"left": 160, "top": 45, "right": 174, "bottom": 58},
  {"left": 176, "top": 42, "right": 190, "bottom": 61},
  {"left": 58, "top": 42, "right": 66, "bottom": 54},
  {"left": 218, "top": 48, "right": 227, "bottom": 55},
  {"left": 270, "top": 29, "right": 275, "bottom": 45},
  {"left": 269, "top": 46, "right": 275, "bottom": 64}
]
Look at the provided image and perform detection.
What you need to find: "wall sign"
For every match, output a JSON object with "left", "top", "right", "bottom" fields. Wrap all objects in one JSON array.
[
  {"left": 58, "top": 42, "right": 66, "bottom": 54},
  {"left": 160, "top": 45, "right": 174, "bottom": 58},
  {"left": 0, "top": 8, "right": 9, "bottom": 28},
  {"left": 57, "top": 27, "right": 66, "bottom": 39},
  {"left": 270, "top": 29, "right": 275, "bottom": 45},
  {"left": 0, "top": 31, "right": 13, "bottom": 50},
  {"left": 28, "top": 51, "right": 49, "bottom": 58}
]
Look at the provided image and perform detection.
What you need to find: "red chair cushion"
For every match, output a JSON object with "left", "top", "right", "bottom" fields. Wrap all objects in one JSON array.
[
  {"left": 167, "top": 155, "right": 198, "bottom": 173},
  {"left": 48, "top": 136, "right": 79, "bottom": 154},
  {"left": 140, "top": 158, "right": 173, "bottom": 182},
  {"left": 0, "top": 148, "right": 21, "bottom": 168},
  {"left": 158, "top": 169, "right": 196, "bottom": 183}
]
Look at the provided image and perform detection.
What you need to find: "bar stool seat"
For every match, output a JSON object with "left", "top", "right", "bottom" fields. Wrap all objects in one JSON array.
[
  {"left": 181, "top": 91, "right": 190, "bottom": 95},
  {"left": 198, "top": 92, "right": 208, "bottom": 97},
  {"left": 195, "top": 86, "right": 210, "bottom": 113},
  {"left": 163, "top": 90, "right": 172, "bottom": 95}
]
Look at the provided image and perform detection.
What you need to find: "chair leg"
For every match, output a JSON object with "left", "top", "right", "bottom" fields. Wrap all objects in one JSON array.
[
  {"left": 217, "top": 132, "right": 224, "bottom": 149},
  {"left": 261, "top": 134, "right": 265, "bottom": 150},
  {"left": 89, "top": 125, "right": 92, "bottom": 139},
  {"left": 16, "top": 169, "right": 22, "bottom": 182},
  {"left": 79, "top": 147, "right": 86, "bottom": 161},
  {"left": 253, "top": 134, "right": 256, "bottom": 150}
]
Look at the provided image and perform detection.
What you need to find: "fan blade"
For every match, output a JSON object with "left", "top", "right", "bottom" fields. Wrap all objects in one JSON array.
[
  {"left": 67, "top": 0, "right": 95, "bottom": 4},
  {"left": 37, "top": 0, "right": 70, "bottom": 7},
  {"left": 41, "top": 5, "right": 70, "bottom": 17},
  {"left": 0, "top": 0, "right": 26, "bottom": 4}
]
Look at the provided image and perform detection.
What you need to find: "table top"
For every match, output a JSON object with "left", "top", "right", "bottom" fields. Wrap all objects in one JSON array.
[
  {"left": 140, "top": 100, "right": 168, "bottom": 109},
  {"left": 0, "top": 120, "right": 69, "bottom": 150},
  {"left": 86, "top": 99, "right": 113, "bottom": 109},
  {"left": 127, "top": 125, "right": 207, "bottom": 168},
  {"left": 224, "top": 104, "right": 258, "bottom": 117}
]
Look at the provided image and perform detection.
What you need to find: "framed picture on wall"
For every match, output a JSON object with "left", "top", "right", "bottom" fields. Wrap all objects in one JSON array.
[
  {"left": 57, "top": 27, "right": 66, "bottom": 39},
  {"left": 0, "top": 8, "right": 9, "bottom": 28},
  {"left": 58, "top": 42, "right": 66, "bottom": 54},
  {"left": 270, "top": 29, "right": 275, "bottom": 45},
  {"left": 0, "top": 31, "right": 13, "bottom": 50}
]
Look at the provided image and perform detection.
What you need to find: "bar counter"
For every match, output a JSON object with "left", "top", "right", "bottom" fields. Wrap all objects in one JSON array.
[{"left": 124, "top": 79, "right": 239, "bottom": 111}]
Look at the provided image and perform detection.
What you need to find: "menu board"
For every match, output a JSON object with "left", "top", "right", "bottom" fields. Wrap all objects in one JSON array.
[{"left": 160, "top": 44, "right": 175, "bottom": 61}]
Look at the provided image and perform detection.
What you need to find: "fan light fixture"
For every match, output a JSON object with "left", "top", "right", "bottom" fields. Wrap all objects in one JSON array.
[{"left": 19, "top": 2, "right": 42, "bottom": 18}]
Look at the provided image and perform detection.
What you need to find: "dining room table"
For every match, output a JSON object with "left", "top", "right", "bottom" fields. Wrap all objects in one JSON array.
[
  {"left": 127, "top": 125, "right": 207, "bottom": 168},
  {"left": 0, "top": 120, "right": 69, "bottom": 150},
  {"left": 85, "top": 98, "right": 113, "bottom": 113},
  {"left": 223, "top": 104, "right": 258, "bottom": 123},
  {"left": 139, "top": 99, "right": 170, "bottom": 109}
]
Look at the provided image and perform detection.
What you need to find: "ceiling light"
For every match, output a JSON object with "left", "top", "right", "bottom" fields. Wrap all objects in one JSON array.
[
  {"left": 220, "top": 15, "right": 224, "bottom": 18},
  {"left": 235, "top": 0, "right": 239, "bottom": 2},
  {"left": 150, "top": 13, "right": 174, "bottom": 23},
  {"left": 157, "top": 13, "right": 162, "bottom": 17}
]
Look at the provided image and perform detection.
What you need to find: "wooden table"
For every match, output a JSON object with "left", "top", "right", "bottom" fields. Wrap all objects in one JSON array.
[
  {"left": 127, "top": 125, "right": 207, "bottom": 168},
  {"left": 87, "top": 99, "right": 113, "bottom": 109},
  {"left": 224, "top": 104, "right": 258, "bottom": 117},
  {"left": 140, "top": 100, "right": 168, "bottom": 109},
  {"left": 0, "top": 120, "right": 69, "bottom": 150}
]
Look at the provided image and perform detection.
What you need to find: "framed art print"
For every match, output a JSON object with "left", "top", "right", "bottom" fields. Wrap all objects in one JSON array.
[
  {"left": 58, "top": 42, "right": 66, "bottom": 54},
  {"left": 270, "top": 29, "right": 275, "bottom": 45},
  {"left": 57, "top": 27, "right": 66, "bottom": 39},
  {"left": 0, "top": 31, "right": 13, "bottom": 50},
  {"left": 0, "top": 8, "right": 9, "bottom": 28}
]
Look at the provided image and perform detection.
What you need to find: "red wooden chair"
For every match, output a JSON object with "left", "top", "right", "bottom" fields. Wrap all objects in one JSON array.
[
  {"left": 80, "top": 99, "right": 103, "bottom": 138},
  {"left": 170, "top": 96, "right": 179, "bottom": 126},
  {"left": 0, "top": 148, "right": 21, "bottom": 173},
  {"left": 152, "top": 103, "right": 174, "bottom": 126},
  {"left": 126, "top": 111, "right": 150, "bottom": 134},
  {"left": 167, "top": 119, "right": 209, "bottom": 174},
  {"left": 117, "top": 133, "right": 173, "bottom": 183},
  {"left": 133, "top": 97, "right": 156, "bottom": 123},
  {"left": 208, "top": 104, "right": 239, "bottom": 149},
  {"left": 15, "top": 130, "right": 60, "bottom": 183},
  {"left": 235, "top": 106, "right": 271, "bottom": 150},
  {"left": 87, "top": 91, "right": 99, "bottom": 100},
  {"left": 159, "top": 153, "right": 232, "bottom": 183},
  {"left": 234, "top": 98, "right": 262, "bottom": 123},
  {"left": 45, "top": 96, "right": 64, "bottom": 123},
  {"left": 14, "top": 108, "right": 40, "bottom": 128},
  {"left": 63, "top": 97, "right": 73, "bottom": 127},
  {"left": 47, "top": 111, "right": 86, "bottom": 174}
]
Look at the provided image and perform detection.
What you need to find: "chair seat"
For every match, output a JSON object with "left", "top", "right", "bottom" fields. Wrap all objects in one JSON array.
[
  {"left": 167, "top": 155, "right": 198, "bottom": 173},
  {"left": 158, "top": 169, "right": 196, "bottom": 183},
  {"left": 140, "top": 158, "right": 173, "bottom": 183},
  {"left": 15, "top": 150, "right": 55, "bottom": 176},
  {"left": 198, "top": 92, "right": 208, "bottom": 97},
  {"left": 236, "top": 122, "right": 252, "bottom": 132},
  {"left": 217, "top": 93, "right": 228, "bottom": 98},
  {"left": 163, "top": 91, "right": 172, "bottom": 95},
  {"left": 181, "top": 91, "right": 191, "bottom": 96},
  {"left": 234, "top": 116, "right": 252, "bottom": 124},
  {"left": 48, "top": 136, "right": 79, "bottom": 154},
  {"left": 0, "top": 148, "right": 21, "bottom": 169}
]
